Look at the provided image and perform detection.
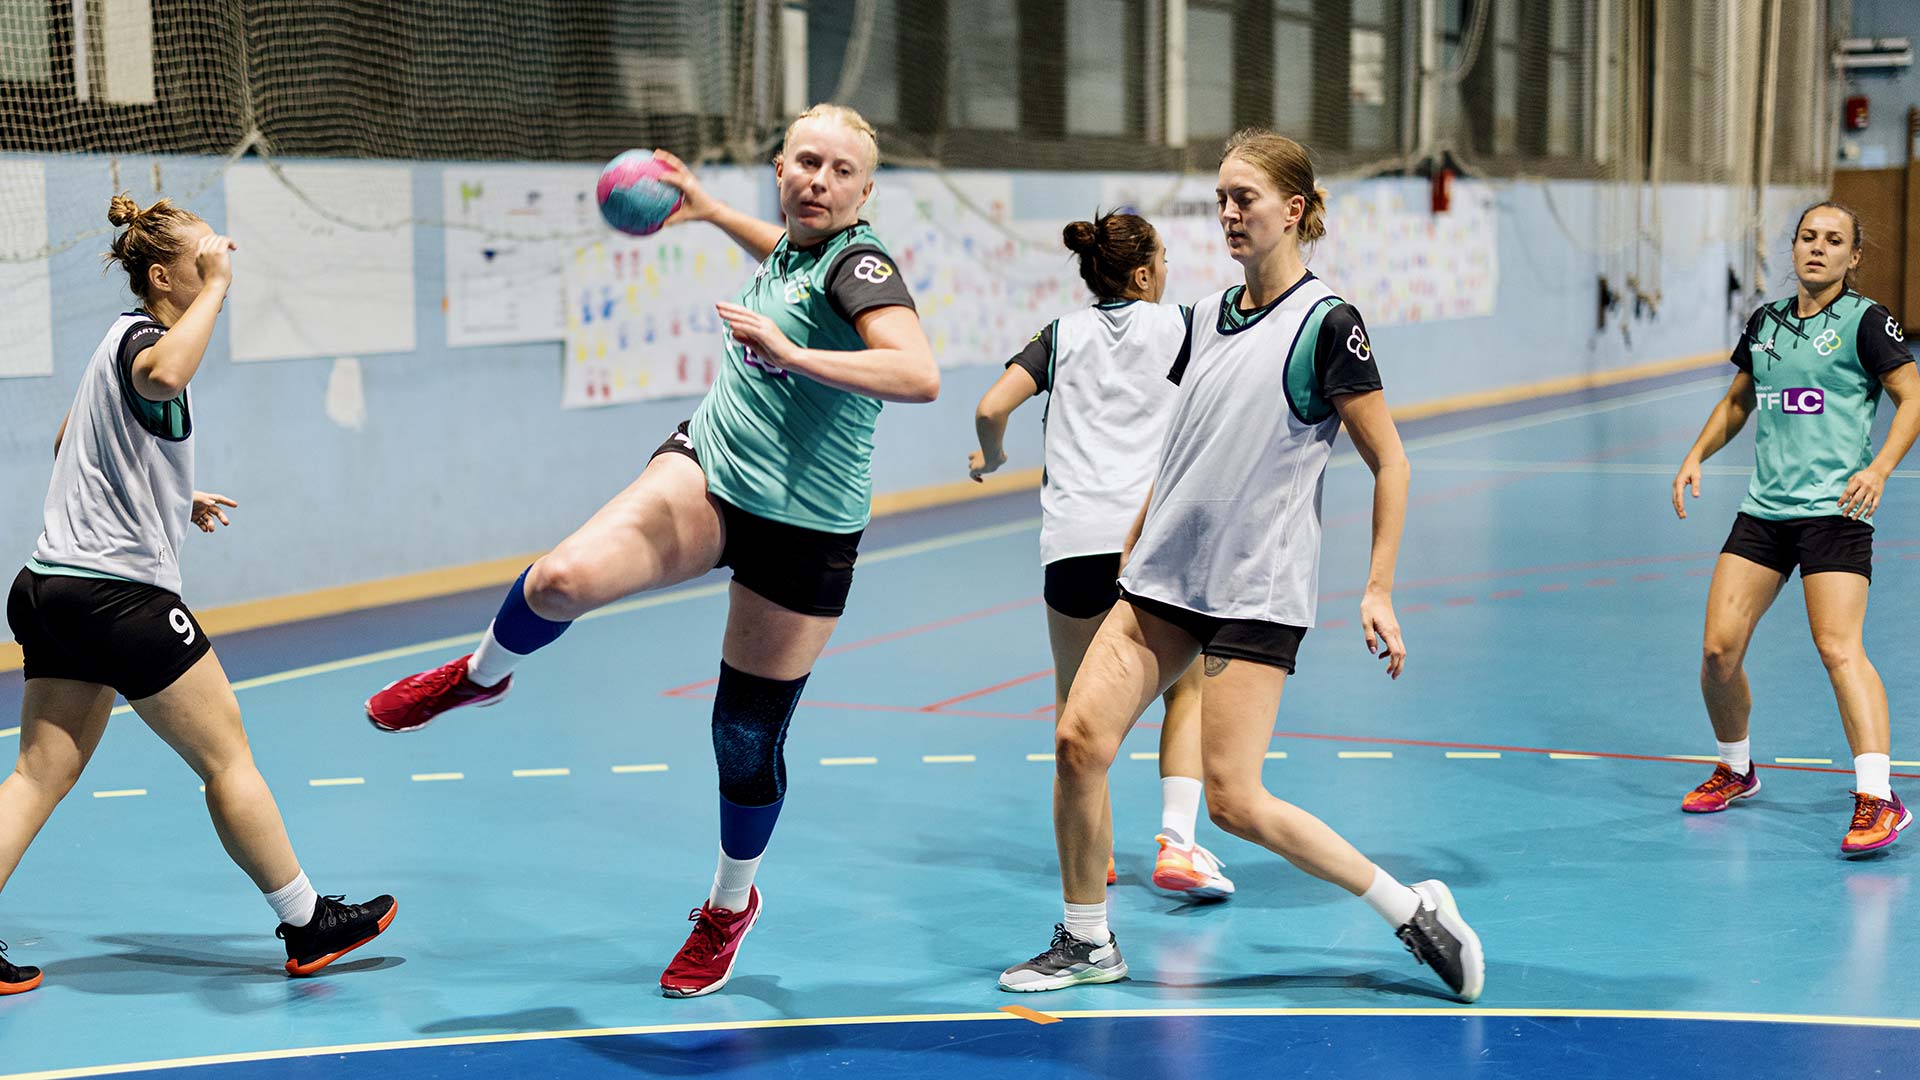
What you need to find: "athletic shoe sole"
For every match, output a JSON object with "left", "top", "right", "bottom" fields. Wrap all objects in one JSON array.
[
  {"left": 660, "top": 898, "right": 762, "bottom": 999},
  {"left": 285, "top": 900, "right": 399, "bottom": 977},
  {"left": 1842, "top": 806, "right": 1914, "bottom": 856},
  {"left": 998, "top": 960, "right": 1129, "bottom": 993},
  {"left": 1152, "top": 865, "right": 1235, "bottom": 900},
  {"left": 1415, "top": 880, "right": 1485, "bottom": 1004},
  {"left": 364, "top": 681, "right": 509, "bottom": 733},
  {"left": 1681, "top": 777, "right": 1761, "bottom": 814},
  {"left": 0, "top": 971, "right": 42, "bottom": 995}
]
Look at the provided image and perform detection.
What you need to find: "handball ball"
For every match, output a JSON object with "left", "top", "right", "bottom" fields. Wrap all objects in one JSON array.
[{"left": 596, "top": 150, "right": 684, "bottom": 236}]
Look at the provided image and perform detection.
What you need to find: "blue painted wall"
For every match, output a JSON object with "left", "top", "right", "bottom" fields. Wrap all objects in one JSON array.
[
  {"left": 1837, "top": 0, "right": 1920, "bottom": 169},
  {"left": 0, "top": 158, "right": 1816, "bottom": 608}
]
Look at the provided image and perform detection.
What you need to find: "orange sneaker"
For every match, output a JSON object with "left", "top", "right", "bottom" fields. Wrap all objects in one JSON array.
[
  {"left": 1842, "top": 791, "right": 1912, "bottom": 855},
  {"left": 1681, "top": 762, "right": 1760, "bottom": 813},
  {"left": 1106, "top": 854, "right": 1117, "bottom": 886},
  {"left": 0, "top": 940, "right": 40, "bottom": 995},
  {"left": 1150, "top": 835, "right": 1234, "bottom": 900}
]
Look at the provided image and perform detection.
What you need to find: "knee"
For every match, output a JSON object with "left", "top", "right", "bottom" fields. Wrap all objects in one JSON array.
[
  {"left": 525, "top": 552, "right": 596, "bottom": 619},
  {"left": 1700, "top": 638, "right": 1744, "bottom": 684},
  {"left": 1202, "top": 782, "right": 1265, "bottom": 840},
  {"left": 12, "top": 758, "right": 82, "bottom": 803},
  {"left": 1813, "top": 634, "right": 1864, "bottom": 675},
  {"left": 1054, "top": 712, "right": 1120, "bottom": 780}
]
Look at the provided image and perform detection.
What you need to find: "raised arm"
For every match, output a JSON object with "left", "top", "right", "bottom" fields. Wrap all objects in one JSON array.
[
  {"left": 652, "top": 150, "right": 785, "bottom": 263},
  {"left": 130, "top": 233, "right": 233, "bottom": 400}
]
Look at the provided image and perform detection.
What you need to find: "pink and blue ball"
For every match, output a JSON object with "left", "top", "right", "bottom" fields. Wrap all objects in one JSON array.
[{"left": 596, "top": 150, "right": 684, "bottom": 237}]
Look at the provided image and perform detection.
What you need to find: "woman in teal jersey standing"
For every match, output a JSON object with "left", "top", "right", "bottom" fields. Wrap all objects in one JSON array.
[
  {"left": 365, "top": 104, "right": 938, "bottom": 995},
  {"left": 1673, "top": 201, "right": 1920, "bottom": 854}
]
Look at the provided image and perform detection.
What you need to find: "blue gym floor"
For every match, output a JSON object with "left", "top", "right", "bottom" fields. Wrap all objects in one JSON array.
[{"left": 5, "top": 369, "right": 1920, "bottom": 1079}]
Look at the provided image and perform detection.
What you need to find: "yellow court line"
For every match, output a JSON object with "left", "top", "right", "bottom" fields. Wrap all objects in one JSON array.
[
  {"left": 1026, "top": 753, "right": 1055, "bottom": 762},
  {"left": 307, "top": 777, "right": 365, "bottom": 787},
  {"left": 821, "top": 756, "right": 878, "bottom": 766},
  {"left": 612, "top": 764, "right": 669, "bottom": 774},
  {"left": 1264, "top": 751, "right": 1288, "bottom": 759},
  {"left": 1338, "top": 751, "right": 1393, "bottom": 759},
  {"left": 10, "top": 1005, "right": 1920, "bottom": 1080},
  {"left": 1128, "top": 751, "right": 1159, "bottom": 761},
  {"left": 922, "top": 755, "right": 975, "bottom": 763},
  {"left": 1446, "top": 752, "right": 1501, "bottom": 759},
  {"left": 1775, "top": 757, "right": 1833, "bottom": 765},
  {"left": 511, "top": 768, "right": 570, "bottom": 778},
  {"left": 1894, "top": 760, "right": 1920, "bottom": 768},
  {"left": 91, "top": 789, "right": 146, "bottom": 799},
  {"left": 1549, "top": 753, "right": 1600, "bottom": 760},
  {"left": 411, "top": 772, "right": 464, "bottom": 782}
]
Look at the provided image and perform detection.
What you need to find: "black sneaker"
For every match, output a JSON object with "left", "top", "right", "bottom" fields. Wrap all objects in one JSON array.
[
  {"left": 999, "top": 924, "right": 1127, "bottom": 992},
  {"left": 277, "top": 894, "right": 398, "bottom": 977},
  {"left": 1395, "top": 879, "right": 1484, "bottom": 1002},
  {"left": 0, "top": 939, "right": 41, "bottom": 995}
]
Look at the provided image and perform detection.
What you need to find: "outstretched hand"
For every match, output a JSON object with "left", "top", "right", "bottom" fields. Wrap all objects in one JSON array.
[{"left": 191, "top": 491, "right": 236, "bottom": 533}]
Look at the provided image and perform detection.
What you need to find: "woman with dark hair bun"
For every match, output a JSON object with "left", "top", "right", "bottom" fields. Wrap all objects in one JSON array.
[{"left": 970, "top": 210, "right": 1230, "bottom": 903}]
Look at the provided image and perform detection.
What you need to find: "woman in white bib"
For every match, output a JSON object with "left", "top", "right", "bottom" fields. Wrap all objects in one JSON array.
[
  {"left": 969, "top": 211, "right": 1229, "bottom": 901},
  {"left": 999, "top": 130, "right": 1483, "bottom": 1003}
]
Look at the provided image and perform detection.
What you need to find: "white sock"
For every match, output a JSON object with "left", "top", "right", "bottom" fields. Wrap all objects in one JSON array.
[
  {"left": 1063, "top": 900, "right": 1109, "bottom": 945},
  {"left": 264, "top": 871, "right": 318, "bottom": 927},
  {"left": 1856, "top": 752, "right": 1892, "bottom": 800},
  {"left": 466, "top": 622, "right": 522, "bottom": 688},
  {"left": 1160, "top": 776, "right": 1203, "bottom": 848},
  {"left": 1360, "top": 865, "right": 1420, "bottom": 928},
  {"left": 709, "top": 846, "right": 762, "bottom": 913},
  {"left": 1717, "top": 738, "right": 1751, "bottom": 775}
]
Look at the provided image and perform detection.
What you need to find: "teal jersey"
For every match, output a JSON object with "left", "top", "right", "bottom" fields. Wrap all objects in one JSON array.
[
  {"left": 1732, "top": 292, "right": 1912, "bottom": 520},
  {"left": 688, "top": 221, "right": 915, "bottom": 533}
]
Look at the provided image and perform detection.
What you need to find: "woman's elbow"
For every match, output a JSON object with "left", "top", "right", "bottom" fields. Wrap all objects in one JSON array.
[{"left": 908, "top": 362, "right": 941, "bottom": 404}]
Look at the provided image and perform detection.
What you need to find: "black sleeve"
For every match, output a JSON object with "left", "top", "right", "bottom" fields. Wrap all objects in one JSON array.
[
  {"left": 824, "top": 246, "right": 916, "bottom": 323},
  {"left": 1729, "top": 308, "right": 1762, "bottom": 374},
  {"left": 116, "top": 321, "right": 170, "bottom": 400},
  {"left": 1314, "top": 303, "right": 1384, "bottom": 399},
  {"left": 1006, "top": 323, "right": 1055, "bottom": 392},
  {"left": 1857, "top": 303, "right": 1914, "bottom": 378},
  {"left": 1166, "top": 304, "right": 1196, "bottom": 386}
]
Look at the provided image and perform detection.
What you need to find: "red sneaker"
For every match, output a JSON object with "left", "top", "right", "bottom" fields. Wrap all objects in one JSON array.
[
  {"left": 1681, "top": 762, "right": 1760, "bottom": 813},
  {"left": 365, "top": 654, "right": 510, "bottom": 733},
  {"left": 1842, "top": 791, "right": 1913, "bottom": 855},
  {"left": 661, "top": 887, "right": 761, "bottom": 998}
]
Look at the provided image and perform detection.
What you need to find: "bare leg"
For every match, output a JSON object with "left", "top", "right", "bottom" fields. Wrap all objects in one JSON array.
[
  {"left": 0, "top": 679, "right": 115, "bottom": 894},
  {"left": 1045, "top": 607, "right": 1114, "bottom": 858},
  {"left": 1803, "top": 572, "right": 1888, "bottom": 757},
  {"left": 1700, "top": 553, "right": 1788, "bottom": 744},
  {"left": 133, "top": 651, "right": 300, "bottom": 892},
  {"left": 1156, "top": 662, "right": 1205, "bottom": 780}
]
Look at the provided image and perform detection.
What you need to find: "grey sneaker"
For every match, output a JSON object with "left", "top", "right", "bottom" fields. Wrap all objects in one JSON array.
[
  {"left": 1395, "top": 879, "right": 1485, "bottom": 1002},
  {"left": 999, "top": 924, "right": 1128, "bottom": 992}
]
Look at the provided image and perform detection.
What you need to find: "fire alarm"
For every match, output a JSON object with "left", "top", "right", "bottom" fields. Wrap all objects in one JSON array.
[{"left": 1845, "top": 94, "right": 1870, "bottom": 132}]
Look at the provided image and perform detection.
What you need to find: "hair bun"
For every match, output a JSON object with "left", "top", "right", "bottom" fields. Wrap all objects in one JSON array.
[
  {"left": 1062, "top": 220, "right": 1098, "bottom": 254},
  {"left": 107, "top": 193, "right": 141, "bottom": 227}
]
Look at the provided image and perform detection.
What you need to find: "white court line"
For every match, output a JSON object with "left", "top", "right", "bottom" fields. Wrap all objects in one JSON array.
[
  {"left": 1446, "top": 751, "right": 1502, "bottom": 759},
  {"left": 1672, "top": 755, "right": 1718, "bottom": 762},
  {"left": 1549, "top": 753, "right": 1599, "bottom": 760},
  {"left": 1414, "top": 459, "right": 1920, "bottom": 479},
  {"left": 1338, "top": 751, "right": 1393, "bottom": 759},
  {"left": 512, "top": 768, "right": 570, "bottom": 778},
  {"left": 411, "top": 772, "right": 465, "bottom": 782},
  {"left": 308, "top": 777, "right": 365, "bottom": 787},
  {"left": 1775, "top": 757, "right": 1833, "bottom": 765},
  {"left": 922, "top": 755, "right": 975, "bottom": 764},
  {"left": 0, "top": 727, "right": 17, "bottom": 739},
  {"left": 612, "top": 764, "right": 669, "bottom": 774},
  {"left": 92, "top": 789, "right": 146, "bottom": 799},
  {"left": 1264, "top": 751, "right": 1288, "bottom": 760},
  {"left": 1026, "top": 753, "right": 1055, "bottom": 762},
  {"left": 1894, "top": 761, "right": 1920, "bottom": 768},
  {"left": 1128, "top": 751, "right": 1159, "bottom": 761},
  {"left": 821, "top": 757, "right": 877, "bottom": 766}
]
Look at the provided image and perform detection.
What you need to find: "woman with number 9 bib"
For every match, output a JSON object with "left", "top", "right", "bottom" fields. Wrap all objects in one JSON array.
[
  {"left": 0, "top": 195, "right": 397, "bottom": 996},
  {"left": 1673, "top": 201, "right": 1920, "bottom": 854},
  {"left": 363, "top": 104, "right": 938, "bottom": 998}
]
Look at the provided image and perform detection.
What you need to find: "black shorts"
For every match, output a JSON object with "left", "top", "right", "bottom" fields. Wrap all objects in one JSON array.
[
  {"left": 1120, "top": 589, "right": 1307, "bottom": 673},
  {"left": 651, "top": 422, "right": 863, "bottom": 618},
  {"left": 1044, "top": 553, "right": 1122, "bottom": 619},
  {"left": 7, "top": 567, "right": 212, "bottom": 699},
  {"left": 1722, "top": 512, "right": 1873, "bottom": 581}
]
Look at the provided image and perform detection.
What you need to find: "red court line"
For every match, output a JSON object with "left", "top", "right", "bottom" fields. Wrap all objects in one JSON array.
[
  {"left": 922, "top": 669, "right": 1054, "bottom": 712},
  {"left": 660, "top": 596, "right": 1044, "bottom": 696}
]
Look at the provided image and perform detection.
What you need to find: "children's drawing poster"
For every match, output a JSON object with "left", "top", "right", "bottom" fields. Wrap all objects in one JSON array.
[{"left": 443, "top": 165, "right": 601, "bottom": 347}]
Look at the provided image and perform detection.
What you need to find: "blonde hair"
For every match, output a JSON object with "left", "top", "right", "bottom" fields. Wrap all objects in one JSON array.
[
  {"left": 1222, "top": 128, "right": 1328, "bottom": 245},
  {"left": 103, "top": 193, "right": 203, "bottom": 304},
  {"left": 780, "top": 103, "right": 881, "bottom": 174}
]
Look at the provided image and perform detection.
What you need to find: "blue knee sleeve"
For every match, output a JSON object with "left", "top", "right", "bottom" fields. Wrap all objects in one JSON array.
[
  {"left": 491, "top": 567, "right": 572, "bottom": 655},
  {"left": 712, "top": 662, "right": 807, "bottom": 859}
]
